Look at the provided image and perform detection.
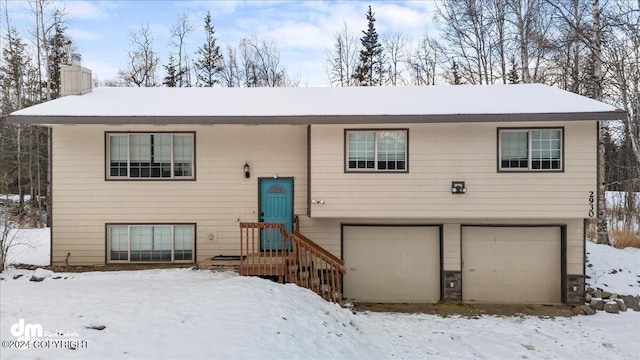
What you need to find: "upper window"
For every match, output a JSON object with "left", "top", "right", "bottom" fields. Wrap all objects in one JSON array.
[
  {"left": 346, "top": 130, "right": 408, "bottom": 172},
  {"left": 499, "top": 128, "right": 563, "bottom": 171},
  {"left": 107, "top": 133, "right": 194, "bottom": 179}
]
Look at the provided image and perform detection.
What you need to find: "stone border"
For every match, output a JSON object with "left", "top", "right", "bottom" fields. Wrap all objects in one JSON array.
[{"left": 572, "top": 286, "right": 640, "bottom": 315}]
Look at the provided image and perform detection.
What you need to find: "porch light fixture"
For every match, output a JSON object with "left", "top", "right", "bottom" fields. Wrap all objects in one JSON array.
[
  {"left": 243, "top": 162, "right": 251, "bottom": 178},
  {"left": 451, "top": 181, "right": 467, "bottom": 194}
]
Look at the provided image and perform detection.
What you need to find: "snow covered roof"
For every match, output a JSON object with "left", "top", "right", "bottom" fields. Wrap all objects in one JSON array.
[{"left": 9, "top": 84, "right": 625, "bottom": 125}]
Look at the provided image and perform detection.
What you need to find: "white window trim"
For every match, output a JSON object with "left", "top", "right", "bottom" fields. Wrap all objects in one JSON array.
[
  {"left": 498, "top": 128, "right": 563, "bottom": 172},
  {"left": 107, "top": 224, "right": 195, "bottom": 264},
  {"left": 106, "top": 132, "right": 195, "bottom": 180},
  {"left": 346, "top": 129, "right": 408, "bottom": 172}
]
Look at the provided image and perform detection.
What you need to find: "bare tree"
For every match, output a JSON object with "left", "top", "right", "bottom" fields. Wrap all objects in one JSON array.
[
  {"left": 405, "top": 33, "right": 442, "bottom": 85},
  {"left": 220, "top": 45, "right": 241, "bottom": 87},
  {"left": 504, "top": 0, "right": 552, "bottom": 83},
  {"left": 119, "top": 24, "right": 159, "bottom": 87},
  {"left": 603, "top": 0, "right": 640, "bottom": 213},
  {"left": 545, "top": 0, "right": 592, "bottom": 94},
  {"left": 170, "top": 10, "right": 194, "bottom": 87},
  {"left": 0, "top": 203, "right": 21, "bottom": 271},
  {"left": 437, "top": 0, "right": 498, "bottom": 84},
  {"left": 383, "top": 32, "right": 406, "bottom": 85},
  {"left": 233, "top": 36, "right": 297, "bottom": 87},
  {"left": 27, "top": 0, "right": 50, "bottom": 102},
  {"left": 326, "top": 21, "right": 358, "bottom": 87}
]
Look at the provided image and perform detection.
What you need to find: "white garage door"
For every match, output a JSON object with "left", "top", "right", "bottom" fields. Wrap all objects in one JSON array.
[
  {"left": 462, "top": 226, "right": 561, "bottom": 303},
  {"left": 343, "top": 226, "right": 440, "bottom": 302}
]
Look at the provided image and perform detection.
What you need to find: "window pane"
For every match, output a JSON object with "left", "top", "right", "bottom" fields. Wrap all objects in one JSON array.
[
  {"left": 152, "top": 226, "right": 172, "bottom": 261},
  {"left": 347, "top": 131, "right": 374, "bottom": 169},
  {"left": 376, "top": 131, "right": 406, "bottom": 172},
  {"left": 130, "top": 135, "right": 151, "bottom": 178},
  {"left": 174, "top": 226, "right": 194, "bottom": 261},
  {"left": 531, "top": 129, "right": 561, "bottom": 170},
  {"left": 130, "top": 135, "right": 151, "bottom": 161},
  {"left": 109, "top": 135, "right": 128, "bottom": 177},
  {"left": 501, "top": 131, "right": 528, "bottom": 169},
  {"left": 109, "top": 226, "right": 129, "bottom": 261},
  {"left": 130, "top": 226, "right": 153, "bottom": 261},
  {"left": 154, "top": 135, "right": 172, "bottom": 162},
  {"left": 149, "top": 135, "right": 171, "bottom": 178},
  {"left": 173, "top": 135, "right": 193, "bottom": 177}
]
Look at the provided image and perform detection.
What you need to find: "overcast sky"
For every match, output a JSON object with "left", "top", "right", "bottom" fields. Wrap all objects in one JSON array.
[{"left": 7, "top": 1, "right": 439, "bottom": 86}]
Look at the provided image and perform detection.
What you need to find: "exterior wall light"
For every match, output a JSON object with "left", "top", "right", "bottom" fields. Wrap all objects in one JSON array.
[
  {"left": 243, "top": 162, "right": 251, "bottom": 178},
  {"left": 451, "top": 181, "right": 467, "bottom": 194}
]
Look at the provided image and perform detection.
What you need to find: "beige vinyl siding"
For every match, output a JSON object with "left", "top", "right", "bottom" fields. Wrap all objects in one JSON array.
[
  {"left": 310, "top": 121, "right": 596, "bottom": 219},
  {"left": 566, "top": 218, "right": 585, "bottom": 275},
  {"left": 50, "top": 121, "right": 587, "bottom": 272},
  {"left": 443, "top": 224, "right": 461, "bottom": 271},
  {"left": 51, "top": 124, "right": 307, "bottom": 265}
]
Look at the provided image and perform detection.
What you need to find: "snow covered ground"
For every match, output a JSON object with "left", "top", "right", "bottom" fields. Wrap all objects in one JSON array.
[
  {"left": 2, "top": 227, "right": 50, "bottom": 266},
  {"left": 1, "top": 228, "right": 639, "bottom": 359},
  {"left": 586, "top": 241, "right": 640, "bottom": 296}
]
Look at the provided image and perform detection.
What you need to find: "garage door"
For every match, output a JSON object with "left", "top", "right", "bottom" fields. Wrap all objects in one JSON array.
[
  {"left": 343, "top": 226, "right": 440, "bottom": 302},
  {"left": 462, "top": 226, "right": 561, "bottom": 303}
]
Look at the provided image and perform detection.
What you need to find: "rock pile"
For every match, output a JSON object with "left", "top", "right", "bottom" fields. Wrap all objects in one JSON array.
[{"left": 572, "top": 287, "right": 640, "bottom": 315}]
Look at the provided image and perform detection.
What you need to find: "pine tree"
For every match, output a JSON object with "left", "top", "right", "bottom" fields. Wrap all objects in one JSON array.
[
  {"left": 0, "top": 26, "right": 30, "bottom": 210},
  {"left": 46, "top": 15, "right": 72, "bottom": 99},
  {"left": 450, "top": 61, "right": 461, "bottom": 85},
  {"left": 0, "top": 27, "right": 29, "bottom": 113},
  {"left": 163, "top": 55, "right": 179, "bottom": 87},
  {"left": 507, "top": 57, "right": 520, "bottom": 84},
  {"left": 194, "top": 11, "right": 223, "bottom": 87},
  {"left": 352, "top": 5, "right": 383, "bottom": 86}
]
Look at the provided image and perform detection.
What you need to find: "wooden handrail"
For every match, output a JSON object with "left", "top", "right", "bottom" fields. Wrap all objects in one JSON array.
[
  {"left": 293, "top": 231, "right": 345, "bottom": 273},
  {"left": 239, "top": 222, "right": 345, "bottom": 303}
]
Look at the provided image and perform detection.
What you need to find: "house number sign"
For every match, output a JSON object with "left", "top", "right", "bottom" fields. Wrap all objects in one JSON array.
[{"left": 588, "top": 191, "right": 595, "bottom": 217}]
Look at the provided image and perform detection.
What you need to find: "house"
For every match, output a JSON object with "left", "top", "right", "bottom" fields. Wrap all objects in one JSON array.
[{"left": 9, "top": 65, "right": 625, "bottom": 305}]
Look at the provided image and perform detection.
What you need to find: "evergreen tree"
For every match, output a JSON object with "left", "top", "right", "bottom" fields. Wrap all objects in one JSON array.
[
  {"left": 450, "top": 61, "right": 461, "bottom": 85},
  {"left": 194, "top": 11, "right": 223, "bottom": 87},
  {"left": 0, "top": 27, "right": 29, "bottom": 113},
  {"left": 46, "top": 16, "right": 72, "bottom": 99},
  {"left": 352, "top": 5, "right": 383, "bottom": 86},
  {"left": 507, "top": 57, "right": 520, "bottom": 84},
  {"left": 163, "top": 55, "right": 179, "bottom": 87}
]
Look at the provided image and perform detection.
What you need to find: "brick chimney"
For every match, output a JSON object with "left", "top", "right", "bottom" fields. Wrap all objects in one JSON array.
[{"left": 60, "top": 53, "right": 92, "bottom": 96}]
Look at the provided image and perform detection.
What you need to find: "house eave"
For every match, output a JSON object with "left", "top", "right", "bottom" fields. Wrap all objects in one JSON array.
[{"left": 7, "top": 110, "right": 627, "bottom": 126}]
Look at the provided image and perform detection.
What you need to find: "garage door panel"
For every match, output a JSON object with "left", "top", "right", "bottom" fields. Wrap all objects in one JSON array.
[
  {"left": 462, "top": 226, "right": 561, "bottom": 304},
  {"left": 344, "top": 226, "right": 440, "bottom": 302}
]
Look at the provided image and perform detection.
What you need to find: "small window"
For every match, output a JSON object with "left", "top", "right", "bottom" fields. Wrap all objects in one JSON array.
[
  {"left": 499, "top": 128, "right": 563, "bottom": 171},
  {"left": 107, "top": 224, "right": 195, "bottom": 263},
  {"left": 107, "top": 133, "right": 194, "bottom": 180},
  {"left": 346, "top": 130, "right": 407, "bottom": 172}
]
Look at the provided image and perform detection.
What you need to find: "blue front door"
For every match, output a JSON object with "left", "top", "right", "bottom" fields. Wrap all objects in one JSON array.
[{"left": 259, "top": 178, "right": 293, "bottom": 250}]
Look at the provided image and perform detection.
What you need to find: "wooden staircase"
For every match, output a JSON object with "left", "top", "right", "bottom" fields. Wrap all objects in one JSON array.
[{"left": 239, "top": 222, "right": 346, "bottom": 303}]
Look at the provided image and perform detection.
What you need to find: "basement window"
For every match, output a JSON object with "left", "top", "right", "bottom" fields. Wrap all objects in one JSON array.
[
  {"left": 106, "top": 132, "right": 194, "bottom": 180},
  {"left": 107, "top": 224, "right": 195, "bottom": 263},
  {"left": 499, "top": 128, "right": 563, "bottom": 171}
]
